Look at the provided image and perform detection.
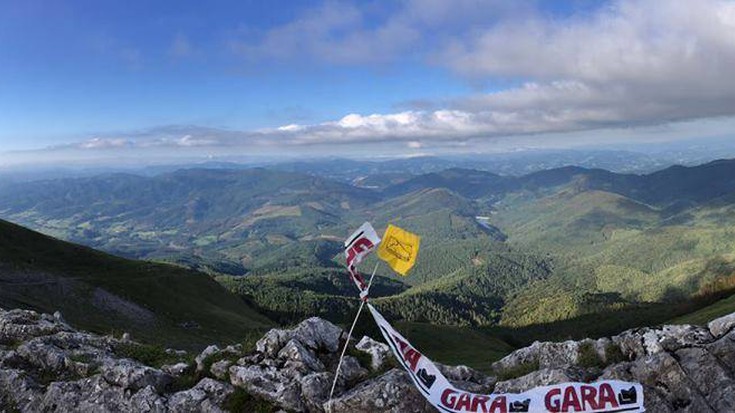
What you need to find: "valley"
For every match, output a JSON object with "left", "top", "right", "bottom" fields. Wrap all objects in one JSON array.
[{"left": 3, "top": 157, "right": 735, "bottom": 369}]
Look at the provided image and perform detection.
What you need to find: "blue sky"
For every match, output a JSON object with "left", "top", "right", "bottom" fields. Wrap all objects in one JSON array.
[{"left": 2, "top": 0, "right": 735, "bottom": 165}]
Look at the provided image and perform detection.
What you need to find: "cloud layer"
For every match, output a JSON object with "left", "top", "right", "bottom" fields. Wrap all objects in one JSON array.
[{"left": 36, "top": 0, "right": 735, "bottom": 154}]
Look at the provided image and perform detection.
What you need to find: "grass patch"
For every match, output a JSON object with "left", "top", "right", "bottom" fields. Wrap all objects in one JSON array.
[
  {"left": 166, "top": 366, "right": 203, "bottom": 393},
  {"left": 114, "top": 342, "right": 181, "bottom": 368},
  {"left": 671, "top": 291, "right": 735, "bottom": 325},
  {"left": 223, "top": 388, "right": 282, "bottom": 413},
  {"left": 201, "top": 351, "right": 241, "bottom": 377},
  {"left": 577, "top": 342, "right": 604, "bottom": 369},
  {"left": 392, "top": 322, "right": 514, "bottom": 374}
]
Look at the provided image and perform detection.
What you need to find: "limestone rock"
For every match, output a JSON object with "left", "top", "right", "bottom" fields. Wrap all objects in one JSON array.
[
  {"left": 278, "top": 339, "right": 325, "bottom": 372},
  {"left": 168, "top": 378, "right": 234, "bottom": 413},
  {"left": 229, "top": 364, "right": 305, "bottom": 411},
  {"left": 355, "top": 336, "right": 390, "bottom": 371},
  {"left": 100, "top": 359, "right": 172, "bottom": 392},
  {"left": 708, "top": 312, "right": 735, "bottom": 338},
  {"left": 195, "top": 345, "right": 220, "bottom": 372},
  {"left": 493, "top": 368, "right": 574, "bottom": 393},
  {"left": 4, "top": 305, "right": 735, "bottom": 413},
  {"left": 162, "top": 362, "right": 190, "bottom": 377},
  {"left": 326, "top": 369, "right": 432, "bottom": 413},
  {"left": 209, "top": 359, "right": 232, "bottom": 381}
]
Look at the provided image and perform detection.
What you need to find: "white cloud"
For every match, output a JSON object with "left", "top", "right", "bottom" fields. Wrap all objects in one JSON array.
[
  {"left": 21, "top": 0, "right": 735, "bottom": 159},
  {"left": 78, "top": 138, "right": 132, "bottom": 149},
  {"left": 223, "top": 0, "right": 735, "bottom": 148}
]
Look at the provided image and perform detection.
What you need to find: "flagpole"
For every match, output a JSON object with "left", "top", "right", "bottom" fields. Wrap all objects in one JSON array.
[{"left": 327, "top": 261, "right": 380, "bottom": 413}]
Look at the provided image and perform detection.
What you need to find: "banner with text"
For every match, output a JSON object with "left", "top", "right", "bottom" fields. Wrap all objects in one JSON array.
[{"left": 367, "top": 303, "right": 645, "bottom": 413}]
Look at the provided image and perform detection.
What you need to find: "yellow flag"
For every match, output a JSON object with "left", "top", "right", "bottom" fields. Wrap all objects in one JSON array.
[{"left": 378, "top": 224, "right": 420, "bottom": 276}]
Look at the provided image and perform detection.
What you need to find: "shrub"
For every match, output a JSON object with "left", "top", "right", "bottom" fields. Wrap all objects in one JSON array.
[
  {"left": 577, "top": 342, "right": 604, "bottom": 369},
  {"left": 495, "top": 359, "right": 540, "bottom": 381},
  {"left": 223, "top": 388, "right": 280, "bottom": 413},
  {"left": 604, "top": 342, "right": 626, "bottom": 365}
]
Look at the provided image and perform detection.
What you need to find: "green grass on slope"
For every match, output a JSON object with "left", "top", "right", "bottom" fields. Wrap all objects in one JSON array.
[
  {"left": 394, "top": 322, "right": 513, "bottom": 374},
  {"left": 0, "top": 219, "right": 272, "bottom": 350},
  {"left": 670, "top": 292, "right": 735, "bottom": 325}
]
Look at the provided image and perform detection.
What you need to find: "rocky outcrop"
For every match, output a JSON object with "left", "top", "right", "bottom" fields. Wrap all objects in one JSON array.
[
  {"left": 2, "top": 305, "right": 735, "bottom": 412},
  {"left": 491, "top": 319, "right": 735, "bottom": 412}
]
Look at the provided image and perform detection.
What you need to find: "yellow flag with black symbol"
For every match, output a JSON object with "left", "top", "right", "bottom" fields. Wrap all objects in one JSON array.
[{"left": 377, "top": 224, "right": 420, "bottom": 276}]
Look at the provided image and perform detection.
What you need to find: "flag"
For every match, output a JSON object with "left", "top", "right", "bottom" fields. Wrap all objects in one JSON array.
[
  {"left": 377, "top": 224, "right": 420, "bottom": 276},
  {"left": 344, "top": 222, "right": 381, "bottom": 291}
]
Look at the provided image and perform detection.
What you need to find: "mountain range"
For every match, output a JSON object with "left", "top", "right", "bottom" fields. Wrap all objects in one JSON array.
[{"left": 3, "top": 157, "right": 735, "bottom": 358}]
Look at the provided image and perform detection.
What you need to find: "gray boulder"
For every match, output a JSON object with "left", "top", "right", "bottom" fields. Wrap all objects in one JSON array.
[
  {"left": 355, "top": 336, "right": 390, "bottom": 371},
  {"left": 325, "top": 369, "right": 431, "bottom": 413},
  {"left": 708, "top": 312, "right": 735, "bottom": 338}
]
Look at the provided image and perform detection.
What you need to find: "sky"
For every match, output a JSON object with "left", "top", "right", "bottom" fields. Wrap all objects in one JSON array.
[{"left": 2, "top": 0, "right": 735, "bottom": 167}]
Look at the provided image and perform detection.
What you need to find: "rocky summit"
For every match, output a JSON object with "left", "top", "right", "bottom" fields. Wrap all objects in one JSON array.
[{"left": 1, "top": 307, "right": 735, "bottom": 412}]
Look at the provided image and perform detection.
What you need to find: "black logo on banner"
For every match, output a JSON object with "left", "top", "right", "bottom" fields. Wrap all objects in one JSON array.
[
  {"left": 618, "top": 387, "right": 638, "bottom": 405},
  {"left": 417, "top": 368, "right": 436, "bottom": 388},
  {"left": 509, "top": 399, "right": 531, "bottom": 412}
]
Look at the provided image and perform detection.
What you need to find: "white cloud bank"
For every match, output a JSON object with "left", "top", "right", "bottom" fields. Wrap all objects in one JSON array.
[
  {"left": 25, "top": 0, "right": 735, "bottom": 156},
  {"left": 265, "top": 0, "right": 735, "bottom": 146}
]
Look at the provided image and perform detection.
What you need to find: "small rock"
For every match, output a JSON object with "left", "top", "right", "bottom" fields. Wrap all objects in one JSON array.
[
  {"left": 708, "top": 313, "right": 735, "bottom": 338},
  {"left": 166, "top": 348, "right": 188, "bottom": 357},
  {"left": 162, "top": 362, "right": 191, "bottom": 377},
  {"left": 210, "top": 359, "right": 232, "bottom": 380},
  {"left": 100, "top": 359, "right": 172, "bottom": 392},
  {"left": 493, "top": 368, "right": 574, "bottom": 393},
  {"left": 195, "top": 345, "right": 220, "bottom": 372},
  {"left": 292, "top": 317, "right": 343, "bottom": 353},
  {"left": 326, "top": 369, "right": 431, "bottom": 413},
  {"left": 53, "top": 311, "right": 64, "bottom": 323},
  {"left": 356, "top": 336, "right": 390, "bottom": 371},
  {"left": 256, "top": 328, "right": 293, "bottom": 357},
  {"left": 278, "top": 339, "right": 325, "bottom": 372},
  {"left": 168, "top": 378, "right": 234, "bottom": 413},
  {"left": 337, "top": 356, "right": 368, "bottom": 385},
  {"left": 229, "top": 364, "right": 305, "bottom": 412},
  {"left": 300, "top": 371, "right": 332, "bottom": 411}
]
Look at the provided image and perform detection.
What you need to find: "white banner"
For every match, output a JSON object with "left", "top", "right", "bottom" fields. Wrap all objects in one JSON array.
[
  {"left": 367, "top": 303, "right": 645, "bottom": 413},
  {"left": 344, "top": 222, "right": 381, "bottom": 291}
]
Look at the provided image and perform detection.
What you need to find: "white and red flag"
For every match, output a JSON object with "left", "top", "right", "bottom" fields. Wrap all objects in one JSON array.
[{"left": 343, "top": 222, "right": 381, "bottom": 291}]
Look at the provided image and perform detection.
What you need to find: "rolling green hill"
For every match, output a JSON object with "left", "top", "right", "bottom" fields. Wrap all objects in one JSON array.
[{"left": 0, "top": 219, "right": 272, "bottom": 350}]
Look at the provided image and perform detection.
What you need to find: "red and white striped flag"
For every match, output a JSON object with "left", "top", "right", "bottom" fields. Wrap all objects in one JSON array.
[{"left": 344, "top": 222, "right": 381, "bottom": 292}]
